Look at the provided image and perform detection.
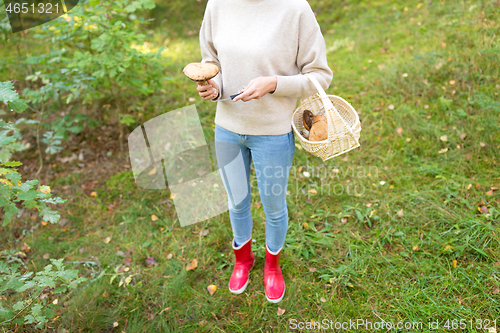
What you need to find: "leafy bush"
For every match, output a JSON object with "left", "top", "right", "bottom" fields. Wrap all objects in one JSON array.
[{"left": 0, "top": 81, "right": 86, "bottom": 330}]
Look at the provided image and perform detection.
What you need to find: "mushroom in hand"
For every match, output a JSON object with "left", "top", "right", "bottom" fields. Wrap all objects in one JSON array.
[{"left": 183, "top": 62, "right": 219, "bottom": 86}]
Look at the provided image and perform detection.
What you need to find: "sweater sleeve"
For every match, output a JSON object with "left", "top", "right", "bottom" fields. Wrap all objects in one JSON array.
[
  {"left": 199, "top": 3, "right": 223, "bottom": 101},
  {"left": 271, "top": 10, "right": 333, "bottom": 100}
]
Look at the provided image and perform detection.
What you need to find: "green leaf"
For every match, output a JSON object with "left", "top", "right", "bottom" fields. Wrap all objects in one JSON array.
[
  {"left": 8, "top": 99, "right": 28, "bottom": 113},
  {"left": 17, "top": 190, "right": 39, "bottom": 201},
  {"left": 40, "top": 206, "right": 60, "bottom": 223},
  {"left": 6, "top": 171, "right": 21, "bottom": 184},
  {"left": 1, "top": 161, "right": 22, "bottom": 167},
  {"left": 0, "top": 81, "right": 19, "bottom": 103},
  {"left": 0, "top": 134, "right": 16, "bottom": 146}
]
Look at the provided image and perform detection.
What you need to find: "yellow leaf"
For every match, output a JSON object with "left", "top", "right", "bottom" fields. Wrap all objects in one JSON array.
[
  {"left": 438, "top": 148, "right": 448, "bottom": 154},
  {"left": 39, "top": 185, "right": 51, "bottom": 194},
  {"left": 113, "top": 322, "right": 119, "bottom": 328},
  {"left": 440, "top": 135, "right": 448, "bottom": 142},
  {"left": 449, "top": 80, "right": 456, "bottom": 85},
  {"left": 186, "top": 259, "right": 198, "bottom": 271},
  {"left": 308, "top": 189, "right": 317, "bottom": 194},
  {"left": 148, "top": 167, "right": 157, "bottom": 175},
  {"left": 444, "top": 245, "right": 453, "bottom": 251},
  {"left": 90, "top": 191, "right": 98, "bottom": 197},
  {"left": 277, "top": 307, "right": 286, "bottom": 316},
  {"left": 333, "top": 229, "right": 340, "bottom": 233},
  {"left": 102, "top": 291, "right": 109, "bottom": 297},
  {"left": 104, "top": 236, "right": 111, "bottom": 244},
  {"left": 41, "top": 221, "right": 48, "bottom": 226},
  {"left": 302, "top": 222, "right": 310, "bottom": 230},
  {"left": 207, "top": 284, "right": 217, "bottom": 296},
  {"left": 151, "top": 214, "right": 158, "bottom": 221},
  {"left": 166, "top": 253, "right": 173, "bottom": 259},
  {"left": 396, "top": 127, "right": 403, "bottom": 135},
  {"left": 452, "top": 260, "right": 457, "bottom": 268},
  {"left": 170, "top": 193, "right": 177, "bottom": 199},
  {"left": 412, "top": 245, "right": 420, "bottom": 251}
]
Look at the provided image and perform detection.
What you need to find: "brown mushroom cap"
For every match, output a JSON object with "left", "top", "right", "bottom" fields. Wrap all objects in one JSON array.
[
  {"left": 183, "top": 62, "right": 219, "bottom": 82},
  {"left": 303, "top": 110, "right": 314, "bottom": 131}
]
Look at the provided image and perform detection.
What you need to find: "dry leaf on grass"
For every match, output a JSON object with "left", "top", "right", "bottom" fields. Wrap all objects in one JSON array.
[
  {"left": 277, "top": 307, "right": 286, "bottom": 316},
  {"left": 186, "top": 259, "right": 198, "bottom": 271},
  {"left": 145, "top": 255, "right": 157, "bottom": 266},
  {"left": 207, "top": 285, "right": 217, "bottom": 296},
  {"left": 151, "top": 215, "right": 159, "bottom": 221}
]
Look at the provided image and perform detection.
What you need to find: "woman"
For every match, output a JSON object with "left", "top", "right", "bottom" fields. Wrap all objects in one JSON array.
[{"left": 194, "top": 0, "right": 333, "bottom": 303}]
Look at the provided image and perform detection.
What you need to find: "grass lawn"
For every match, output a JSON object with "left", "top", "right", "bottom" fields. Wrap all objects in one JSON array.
[{"left": 1, "top": 0, "right": 500, "bottom": 332}]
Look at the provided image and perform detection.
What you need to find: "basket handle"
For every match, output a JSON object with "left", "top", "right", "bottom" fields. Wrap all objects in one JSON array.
[{"left": 304, "top": 73, "right": 356, "bottom": 144}]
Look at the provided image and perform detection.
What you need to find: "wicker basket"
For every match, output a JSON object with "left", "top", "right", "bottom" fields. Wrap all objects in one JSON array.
[{"left": 292, "top": 74, "right": 361, "bottom": 161}]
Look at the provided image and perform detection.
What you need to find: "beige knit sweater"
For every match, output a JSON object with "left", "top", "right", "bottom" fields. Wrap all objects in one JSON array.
[{"left": 199, "top": 0, "right": 333, "bottom": 135}]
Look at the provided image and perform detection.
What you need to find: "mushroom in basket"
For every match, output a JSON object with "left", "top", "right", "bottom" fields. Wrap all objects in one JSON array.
[{"left": 301, "top": 110, "right": 328, "bottom": 142}]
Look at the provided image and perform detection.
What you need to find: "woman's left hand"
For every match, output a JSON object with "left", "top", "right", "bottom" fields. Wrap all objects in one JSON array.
[{"left": 232, "top": 76, "right": 277, "bottom": 102}]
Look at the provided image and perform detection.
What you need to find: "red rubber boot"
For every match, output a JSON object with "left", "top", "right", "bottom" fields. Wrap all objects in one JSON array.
[
  {"left": 264, "top": 243, "right": 286, "bottom": 303},
  {"left": 228, "top": 237, "right": 255, "bottom": 294}
]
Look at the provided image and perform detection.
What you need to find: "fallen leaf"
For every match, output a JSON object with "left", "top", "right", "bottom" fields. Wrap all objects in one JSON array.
[
  {"left": 459, "top": 133, "right": 467, "bottom": 140},
  {"left": 199, "top": 229, "right": 209, "bottom": 237},
  {"left": 52, "top": 299, "right": 58, "bottom": 305},
  {"left": 20, "top": 243, "right": 30, "bottom": 252},
  {"left": 333, "top": 229, "right": 340, "bottom": 233},
  {"left": 340, "top": 218, "right": 347, "bottom": 224},
  {"left": 412, "top": 245, "right": 420, "bottom": 251},
  {"left": 145, "top": 255, "right": 157, "bottom": 266},
  {"left": 113, "top": 322, "right": 119, "bottom": 327},
  {"left": 452, "top": 260, "right": 457, "bottom": 267},
  {"left": 124, "top": 257, "right": 132, "bottom": 266},
  {"left": 396, "top": 127, "right": 403, "bottom": 135},
  {"left": 104, "top": 237, "right": 111, "bottom": 244},
  {"left": 366, "top": 202, "right": 373, "bottom": 207},
  {"left": 388, "top": 104, "right": 395, "bottom": 110},
  {"left": 449, "top": 80, "right": 456, "bottom": 85},
  {"left": 341, "top": 156, "right": 348, "bottom": 162},
  {"left": 303, "top": 171, "right": 310, "bottom": 177},
  {"left": 43, "top": 253, "right": 50, "bottom": 259},
  {"left": 151, "top": 214, "right": 159, "bottom": 221},
  {"left": 486, "top": 190, "right": 494, "bottom": 196},
  {"left": 467, "top": 184, "right": 472, "bottom": 190},
  {"left": 277, "top": 307, "right": 286, "bottom": 316},
  {"left": 308, "top": 189, "right": 317, "bottom": 194},
  {"left": 102, "top": 291, "right": 109, "bottom": 297},
  {"left": 397, "top": 209, "right": 404, "bottom": 217},
  {"left": 148, "top": 167, "right": 157, "bottom": 175},
  {"left": 309, "top": 267, "right": 316, "bottom": 272},
  {"left": 298, "top": 166, "right": 303, "bottom": 172},
  {"left": 479, "top": 206, "right": 488, "bottom": 214},
  {"left": 170, "top": 193, "right": 177, "bottom": 199},
  {"left": 465, "top": 153, "right": 472, "bottom": 159},
  {"left": 90, "top": 191, "right": 98, "bottom": 197},
  {"left": 186, "top": 259, "right": 198, "bottom": 271},
  {"left": 320, "top": 297, "right": 326, "bottom": 303},
  {"left": 207, "top": 284, "right": 217, "bottom": 296},
  {"left": 166, "top": 253, "right": 173, "bottom": 260},
  {"left": 444, "top": 245, "right": 453, "bottom": 251},
  {"left": 41, "top": 221, "right": 48, "bottom": 226},
  {"left": 439, "top": 148, "right": 448, "bottom": 154},
  {"left": 440, "top": 135, "right": 448, "bottom": 142},
  {"left": 480, "top": 142, "right": 486, "bottom": 147},
  {"left": 302, "top": 222, "right": 310, "bottom": 230}
]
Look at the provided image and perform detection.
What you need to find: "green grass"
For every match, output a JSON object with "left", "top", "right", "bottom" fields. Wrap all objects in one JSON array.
[{"left": 2, "top": 0, "right": 500, "bottom": 332}]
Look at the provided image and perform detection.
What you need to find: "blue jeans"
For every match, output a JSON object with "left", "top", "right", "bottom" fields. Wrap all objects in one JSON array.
[{"left": 214, "top": 124, "right": 296, "bottom": 253}]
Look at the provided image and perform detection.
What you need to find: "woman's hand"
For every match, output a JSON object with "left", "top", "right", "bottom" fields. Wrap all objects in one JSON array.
[
  {"left": 197, "top": 79, "right": 220, "bottom": 101},
  {"left": 232, "top": 76, "right": 277, "bottom": 102}
]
